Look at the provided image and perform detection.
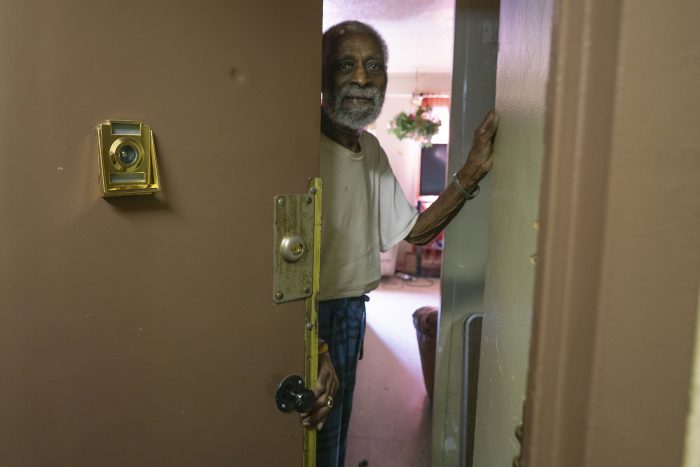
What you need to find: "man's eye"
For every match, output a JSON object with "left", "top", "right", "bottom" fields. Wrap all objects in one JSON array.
[
  {"left": 366, "top": 61, "right": 383, "bottom": 72},
  {"left": 337, "top": 62, "right": 354, "bottom": 71}
]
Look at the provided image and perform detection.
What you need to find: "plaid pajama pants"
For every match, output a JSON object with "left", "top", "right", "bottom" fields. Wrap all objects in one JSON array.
[{"left": 316, "top": 295, "right": 368, "bottom": 467}]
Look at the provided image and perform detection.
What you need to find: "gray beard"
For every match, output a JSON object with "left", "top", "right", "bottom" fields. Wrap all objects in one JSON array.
[{"left": 323, "top": 83, "right": 385, "bottom": 130}]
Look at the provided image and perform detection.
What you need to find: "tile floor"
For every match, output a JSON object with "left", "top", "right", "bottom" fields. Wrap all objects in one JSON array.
[{"left": 345, "top": 276, "right": 441, "bottom": 467}]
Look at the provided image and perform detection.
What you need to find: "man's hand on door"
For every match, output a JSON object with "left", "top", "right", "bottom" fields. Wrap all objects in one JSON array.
[
  {"left": 456, "top": 109, "right": 499, "bottom": 188},
  {"left": 299, "top": 352, "right": 339, "bottom": 431}
]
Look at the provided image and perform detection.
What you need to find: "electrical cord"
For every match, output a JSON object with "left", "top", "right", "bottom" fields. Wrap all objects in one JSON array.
[
  {"left": 393, "top": 272, "right": 435, "bottom": 288},
  {"left": 379, "top": 276, "right": 406, "bottom": 289}
]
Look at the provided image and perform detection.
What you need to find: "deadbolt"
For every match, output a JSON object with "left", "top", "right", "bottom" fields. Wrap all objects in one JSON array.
[
  {"left": 280, "top": 234, "right": 306, "bottom": 263},
  {"left": 272, "top": 190, "right": 316, "bottom": 304}
]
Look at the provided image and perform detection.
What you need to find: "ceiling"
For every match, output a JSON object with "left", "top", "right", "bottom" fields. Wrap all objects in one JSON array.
[{"left": 323, "top": 0, "right": 456, "bottom": 74}]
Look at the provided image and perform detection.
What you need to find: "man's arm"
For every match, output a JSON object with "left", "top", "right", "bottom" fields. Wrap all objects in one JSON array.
[{"left": 405, "top": 110, "right": 498, "bottom": 245}]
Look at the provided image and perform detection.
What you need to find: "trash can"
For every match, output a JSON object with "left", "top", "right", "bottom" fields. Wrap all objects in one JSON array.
[{"left": 412, "top": 306, "right": 438, "bottom": 400}]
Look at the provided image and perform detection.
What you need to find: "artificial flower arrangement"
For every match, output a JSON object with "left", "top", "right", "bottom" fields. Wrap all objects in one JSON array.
[{"left": 388, "top": 105, "right": 441, "bottom": 147}]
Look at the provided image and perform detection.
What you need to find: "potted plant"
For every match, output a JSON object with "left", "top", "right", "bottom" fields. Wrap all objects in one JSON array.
[{"left": 388, "top": 105, "right": 441, "bottom": 147}]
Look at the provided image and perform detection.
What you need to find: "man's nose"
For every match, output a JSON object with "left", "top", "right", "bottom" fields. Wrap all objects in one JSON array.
[{"left": 351, "top": 66, "right": 369, "bottom": 86}]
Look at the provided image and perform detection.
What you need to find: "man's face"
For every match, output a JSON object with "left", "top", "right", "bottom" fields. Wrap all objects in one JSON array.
[{"left": 322, "top": 32, "right": 388, "bottom": 130}]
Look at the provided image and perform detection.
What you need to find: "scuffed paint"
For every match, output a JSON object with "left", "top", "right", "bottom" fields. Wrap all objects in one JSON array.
[{"left": 443, "top": 436, "right": 458, "bottom": 454}]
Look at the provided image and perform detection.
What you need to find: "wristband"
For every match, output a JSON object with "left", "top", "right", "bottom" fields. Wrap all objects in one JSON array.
[{"left": 452, "top": 172, "right": 480, "bottom": 200}]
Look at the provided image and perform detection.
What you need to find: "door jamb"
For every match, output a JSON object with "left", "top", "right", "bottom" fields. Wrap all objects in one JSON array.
[{"left": 522, "top": 1, "right": 623, "bottom": 465}]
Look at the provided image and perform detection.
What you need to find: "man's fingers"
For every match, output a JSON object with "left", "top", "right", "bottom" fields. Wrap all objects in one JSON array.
[
  {"left": 326, "top": 374, "right": 339, "bottom": 398},
  {"left": 475, "top": 109, "right": 499, "bottom": 141},
  {"left": 313, "top": 382, "right": 325, "bottom": 398},
  {"left": 299, "top": 352, "right": 339, "bottom": 431},
  {"left": 308, "top": 406, "right": 331, "bottom": 428},
  {"left": 299, "top": 391, "right": 336, "bottom": 428}
]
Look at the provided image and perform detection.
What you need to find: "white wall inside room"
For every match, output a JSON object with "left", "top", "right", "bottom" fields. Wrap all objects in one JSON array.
[
  {"left": 323, "top": 0, "right": 455, "bottom": 74},
  {"left": 368, "top": 72, "right": 452, "bottom": 272}
]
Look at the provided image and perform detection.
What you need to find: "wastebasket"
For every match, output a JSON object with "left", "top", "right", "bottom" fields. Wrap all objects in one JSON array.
[{"left": 412, "top": 306, "right": 438, "bottom": 400}]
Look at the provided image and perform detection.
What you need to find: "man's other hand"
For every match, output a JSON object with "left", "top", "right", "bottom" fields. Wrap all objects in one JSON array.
[
  {"left": 299, "top": 352, "right": 339, "bottom": 431},
  {"left": 459, "top": 109, "right": 499, "bottom": 185}
]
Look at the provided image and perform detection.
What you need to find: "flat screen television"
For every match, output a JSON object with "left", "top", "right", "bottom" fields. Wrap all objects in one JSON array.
[{"left": 419, "top": 144, "right": 448, "bottom": 196}]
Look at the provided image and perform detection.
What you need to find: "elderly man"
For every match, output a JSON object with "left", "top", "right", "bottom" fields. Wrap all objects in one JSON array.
[{"left": 301, "top": 21, "right": 498, "bottom": 467}]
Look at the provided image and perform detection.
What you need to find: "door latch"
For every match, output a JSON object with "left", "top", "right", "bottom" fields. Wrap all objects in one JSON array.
[{"left": 272, "top": 185, "right": 318, "bottom": 303}]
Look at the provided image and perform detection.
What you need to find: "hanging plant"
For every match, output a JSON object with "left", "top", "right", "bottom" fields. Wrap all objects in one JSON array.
[{"left": 388, "top": 105, "right": 441, "bottom": 147}]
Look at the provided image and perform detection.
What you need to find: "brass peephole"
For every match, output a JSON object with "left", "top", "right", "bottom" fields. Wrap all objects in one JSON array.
[{"left": 97, "top": 120, "right": 161, "bottom": 197}]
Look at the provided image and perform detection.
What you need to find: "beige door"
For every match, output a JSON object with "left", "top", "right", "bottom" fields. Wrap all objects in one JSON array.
[
  {"left": 0, "top": 1, "right": 320, "bottom": 465},
  {"left": 469, "top": 0, "right": 553, "bottom": 465}
]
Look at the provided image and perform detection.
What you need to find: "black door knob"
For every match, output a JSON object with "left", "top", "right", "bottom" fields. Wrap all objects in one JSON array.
[{"left": 275, "top": 375, "right": 315, "bottom": 413}]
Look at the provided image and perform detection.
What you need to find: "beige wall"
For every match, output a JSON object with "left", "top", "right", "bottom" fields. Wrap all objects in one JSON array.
[
  {"left": 371, "top": 72, "right": 453, "bottom": 207},
  {"left": 370, "top": 72, "right": 452, "bottom": 271},
  {"left": 583, "top": 1, "right": 700, "bottom": 464},
  {"left": 524, "top": 0, "right": 700, "bottom": 466}
]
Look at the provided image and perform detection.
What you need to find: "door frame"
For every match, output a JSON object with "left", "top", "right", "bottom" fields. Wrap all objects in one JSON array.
[
  {"left": 430, "top": 0, "right": 499, "bottom": 464},
  {"left": 522, "top": 0, "right": 623, "bottom": 463},
  {"left": 523, "top": 0, "right": 700, "bottom": 465}
]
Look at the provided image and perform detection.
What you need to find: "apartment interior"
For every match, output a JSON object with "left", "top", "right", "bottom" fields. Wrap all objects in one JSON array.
[{"left": 323, "top": 1, "right": 456, "bottom": 465}]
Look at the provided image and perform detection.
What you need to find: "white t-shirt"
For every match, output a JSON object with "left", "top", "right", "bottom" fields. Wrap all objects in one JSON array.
[{"left": 319, "top": 131, "right": 419, "bottom": 300}]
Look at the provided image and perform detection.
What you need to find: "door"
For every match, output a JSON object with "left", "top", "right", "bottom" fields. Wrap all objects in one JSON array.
[
  {"left": 470, "top": 0, "right": 553, "bottom": 465},
  {"left": 0, "top": 1, "right": 321, "bottom": 465}
]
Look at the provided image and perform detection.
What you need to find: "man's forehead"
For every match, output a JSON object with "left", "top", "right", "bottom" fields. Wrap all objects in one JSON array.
[{"left": 332, "top": 31, "right": 384, "bottom": 59}]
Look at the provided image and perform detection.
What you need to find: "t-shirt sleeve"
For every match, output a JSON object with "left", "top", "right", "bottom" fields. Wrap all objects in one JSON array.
[{"left": 378, "top": 147, "right": 419, "bottom": 252}]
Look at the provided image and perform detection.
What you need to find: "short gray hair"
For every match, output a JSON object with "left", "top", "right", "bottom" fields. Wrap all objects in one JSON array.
[{"left": 322, "top": 21, "right": 389, "bottom": 77}]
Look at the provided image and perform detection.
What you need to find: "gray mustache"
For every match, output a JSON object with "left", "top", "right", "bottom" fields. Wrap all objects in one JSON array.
[{"left": 338, "top": 84, "right": 381, "bottom": 101}]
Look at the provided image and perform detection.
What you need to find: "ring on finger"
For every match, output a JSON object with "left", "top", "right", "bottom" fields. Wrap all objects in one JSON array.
[{"left": 326, "top": 396, "right": 334, "bottom": 409}]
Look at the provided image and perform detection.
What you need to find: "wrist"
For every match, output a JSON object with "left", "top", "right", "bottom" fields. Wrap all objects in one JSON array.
[
  {"left": 318, "top": 338, "right": 329, "bottom": 355},
  {"left": 452, "top": 171, "right": 480, "bottom": 200},
  {"left": 319, "top": 352, "right": 333, "bottom": 367},
  {"left": 456, "top": 168, "right": 481, "bottom": 191}
]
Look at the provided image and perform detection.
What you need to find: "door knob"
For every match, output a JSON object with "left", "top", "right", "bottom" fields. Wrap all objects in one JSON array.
[{"left": 275, "top": 375, "right": 315, "bottom": 413}]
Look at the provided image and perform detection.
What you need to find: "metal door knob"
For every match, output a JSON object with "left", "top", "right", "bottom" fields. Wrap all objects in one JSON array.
[{"left": 275, "top": 375, "right": 315, "bottom": 413}]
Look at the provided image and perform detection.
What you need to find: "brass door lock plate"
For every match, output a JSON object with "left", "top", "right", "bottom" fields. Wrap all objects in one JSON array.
[
  {"left": 272, "top": 179, "right": 322, "bottom": 467},
  {"left": 97, "top": 120, "right": 161, "bottom": 197},
  {"left": 272, "top": 188, "right": 317, "bottom": 304}
]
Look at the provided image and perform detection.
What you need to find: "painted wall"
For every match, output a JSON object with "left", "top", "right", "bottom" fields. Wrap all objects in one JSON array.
[
  {"left": 471, "top": 0, "right": 552, "bottom": 465},
  {"left": 514, "top": 0, "right": 700, "bottom": 465},
  {"left": 323, "top": 1, "right": 455, "bottom": 74},
  {"left": 581, "top": 1, "right": 700, "bottom": 464}
]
